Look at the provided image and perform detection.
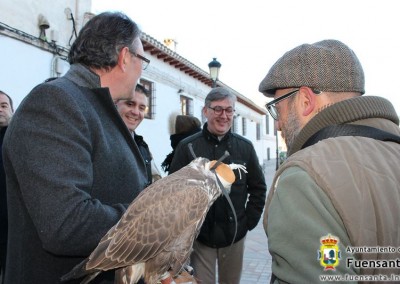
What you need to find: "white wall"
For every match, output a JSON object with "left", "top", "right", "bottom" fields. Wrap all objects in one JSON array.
[
  {"left": 0, "top": 0, "right": 91, "bottom": 48},
  {"left": 136, "top": 54, "right": 210, "bottom": 174},
  {"left": 137, "top": 53, "right": 276, "bottom": 172},
  {"left": 0, "top": 0, "right": 277, "bottom": 175},
  {"left": 0, "top": 36, "right": 68, "bottom": 107}
]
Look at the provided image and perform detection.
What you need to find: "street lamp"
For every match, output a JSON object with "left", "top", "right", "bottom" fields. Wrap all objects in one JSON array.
[
  {"left": 275, "top": 128, "right": 279, "bottom": 170},
  {"left": 208, "top": 58, "right": 221, "bottom": 88}
]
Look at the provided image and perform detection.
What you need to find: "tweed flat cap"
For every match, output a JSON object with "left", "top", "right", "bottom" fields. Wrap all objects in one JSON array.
[{"left": 259, "top": 39, "right": 365, "bottom": 97}]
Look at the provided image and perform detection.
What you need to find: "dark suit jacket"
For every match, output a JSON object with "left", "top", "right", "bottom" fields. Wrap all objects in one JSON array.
[
  {"left": 2, "top": 64, "right": 148, "bottom": 284},
  {"left": 0, "top": 126, "right": 8, "bottom": 273},
  {"left": 134, "top": 133, "right": 152, "bottom": 186}
]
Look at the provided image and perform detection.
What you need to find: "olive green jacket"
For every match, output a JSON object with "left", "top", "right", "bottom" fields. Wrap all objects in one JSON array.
[{"left": 264, "top": 96, "right": 400, "bottom": 283}]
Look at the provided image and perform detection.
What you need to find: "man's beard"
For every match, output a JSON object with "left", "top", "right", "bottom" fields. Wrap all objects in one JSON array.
[{"left": 281, "top": 101, "right": 301, "bottom": 154}]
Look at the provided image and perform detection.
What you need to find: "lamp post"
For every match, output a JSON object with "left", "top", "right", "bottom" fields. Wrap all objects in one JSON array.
[
  {"left": 208, "top": 58, "right": 221, "bottom": 88},
  {"left": 276, "top": 129, "right": 279, "bottom": 170}
]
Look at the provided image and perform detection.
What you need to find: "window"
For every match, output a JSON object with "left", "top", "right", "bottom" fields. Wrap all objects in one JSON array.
[
  {"left": 140, "top": 79, "right": 155, "bottom": 119},
  {"left": 180, "top": 95, "right": 193, "bottom": 115},
  {"left": 265, "top": 115, "right": 270, "bottom": 135},
  {"left": 242, "top": 117, "right": 247, "bottom": 136},
  {"left": 201, "top": 110, "right": 206, "bottom": 124},
  {"left": 256, "top": 123, "right": 261, "bottom": 140},
  {"left": 232, "top": 116, "right": 238, "bottom": 133}
]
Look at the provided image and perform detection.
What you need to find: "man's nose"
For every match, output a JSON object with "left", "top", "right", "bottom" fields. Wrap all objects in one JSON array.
[{"left": 130, "top": 106, "right": 140, "bottom": 115}]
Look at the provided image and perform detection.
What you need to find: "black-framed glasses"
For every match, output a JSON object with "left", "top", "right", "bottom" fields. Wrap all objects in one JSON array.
[
  {"left": 265, "top": 89, "right": 299, "bottom": 120},
  {"left": 130, "top": 52, "right": 150, "bottom": 70},
  {"left": 208, "top": 106, "right": 235, "bottom": 116}
]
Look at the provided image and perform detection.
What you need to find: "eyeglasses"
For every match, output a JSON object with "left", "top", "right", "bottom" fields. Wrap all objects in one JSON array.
[
  {"left": 265, "top": 89, "right": 299, "bottom": 120},
  {"left": 130, "top": 51, "right": 150, "bottom": 70},
  {"left": 208, "top": 106, "right": 235, "bottom": 116}
]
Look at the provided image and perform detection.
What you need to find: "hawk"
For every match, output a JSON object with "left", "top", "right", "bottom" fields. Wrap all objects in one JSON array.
[{"left": 61, "top": 153, "right": 246, "bottom": 284}]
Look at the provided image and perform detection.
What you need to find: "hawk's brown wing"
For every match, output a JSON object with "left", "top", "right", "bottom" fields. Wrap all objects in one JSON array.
[{"left": 85, "top": 164, "right": 216, "bottom": 272}]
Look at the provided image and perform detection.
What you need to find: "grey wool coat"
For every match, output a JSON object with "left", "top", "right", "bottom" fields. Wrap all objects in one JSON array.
[{"left": 2, "top": 64, "right": 148, "bottom": 284}]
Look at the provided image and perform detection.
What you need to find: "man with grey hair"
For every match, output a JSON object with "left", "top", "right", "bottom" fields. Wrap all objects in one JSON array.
[
  {"left": 3, "top": 12, "right": 149, "bottom": 283},
  {"left": 260, "top": 39, "right": 400, "bottom": 283},
  {"left": 170, "top": 87, "right": 267, "bottom": 284}
]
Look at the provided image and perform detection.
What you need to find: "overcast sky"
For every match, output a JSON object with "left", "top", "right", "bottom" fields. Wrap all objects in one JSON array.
[{"left": 92, "top": 0, "right": 400, "bottom": 114}]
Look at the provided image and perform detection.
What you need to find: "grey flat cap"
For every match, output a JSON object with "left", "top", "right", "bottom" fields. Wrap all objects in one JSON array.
[{"left": 259, "top": 39, "right": 365, "bottom": 97}]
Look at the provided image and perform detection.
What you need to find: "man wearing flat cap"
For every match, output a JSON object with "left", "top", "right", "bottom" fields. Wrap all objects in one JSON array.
[{"left": 260, "top": 39, "right": 400, "bottom": 283}]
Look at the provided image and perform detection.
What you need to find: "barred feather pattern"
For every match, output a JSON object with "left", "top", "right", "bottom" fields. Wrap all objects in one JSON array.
[{"left": 62, "top": 157, "right": 225, "bottom": 284}]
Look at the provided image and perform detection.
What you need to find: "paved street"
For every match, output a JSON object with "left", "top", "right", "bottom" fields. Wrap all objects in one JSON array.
[{"left": 240, "top": 158, "right": 276, "bottom": 283}]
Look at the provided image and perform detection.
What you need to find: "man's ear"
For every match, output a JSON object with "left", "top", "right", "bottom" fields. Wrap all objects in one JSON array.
[
  {"left": 118, "top": 47, "right": 130, "bottom": 72},
  {"left": 202, "top": 106, "right": 208, "bottom": 116},
  {"left": 298, "top": 87, "right": 316, "bottom": 117}
]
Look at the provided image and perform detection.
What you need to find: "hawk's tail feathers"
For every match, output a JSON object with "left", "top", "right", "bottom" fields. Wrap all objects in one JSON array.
[{"left": 60, "top": 258, "right": 100, "bottom": 283}]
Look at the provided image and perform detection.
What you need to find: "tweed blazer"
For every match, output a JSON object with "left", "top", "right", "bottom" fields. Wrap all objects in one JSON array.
[{"left": 3, "top": 64, "right": 148, "bottom": 284}]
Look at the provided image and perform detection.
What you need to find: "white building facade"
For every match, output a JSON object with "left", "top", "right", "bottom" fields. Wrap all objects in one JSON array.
[{"left": 0, "top": 0, "right": 278, "bottom": 174}]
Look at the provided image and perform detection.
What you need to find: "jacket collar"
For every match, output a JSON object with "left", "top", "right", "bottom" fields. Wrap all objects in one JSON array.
[
  {"left": 64, "top": 64, "right": 101, "bottom": 89},
  {"left": 134, "top": 132, "right": 145, "bottom": 144},
  {"left": 202, "top": 122, "right": 232, "bottom": 142},
  {"left": 290, "top": 96, "right": 399, "bottom": 156}
]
